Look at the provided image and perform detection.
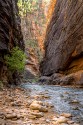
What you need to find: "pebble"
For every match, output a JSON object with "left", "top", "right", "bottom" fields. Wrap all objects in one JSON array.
[
  {"left": 44, "top": 102, "right": 54, "bottom": 108},
  {"left": 5, "top": 113, "right": 17, "bottom": 119},
  {"left": 46, "top": 119, "right": 50, "bottom": 123},
  {"left": 71, "top": 100, "right": 79, "bottom": 103},
  {"left": 28, "top": 115, "right": 36, "bottom": 119},
  {"left": 30, "top": 112, "right": 44, "bottom": 118},
  {"left": 52, "top": 117, "right": 58, "bottom": 121},
  {"left": 60, "top": 123, "right": 68, "bottom": 125},
  {"left": 67, "top": 120, "right": 74, "bottom": 124},
  {"left": 53, "top": 116, "right": 68, "bottom": 124},
  {"left": 61, "top": 113, "right": 72, "bottom": 118},
  {"left": 72, "top": 123, "right": 80, "bottom": 125}
]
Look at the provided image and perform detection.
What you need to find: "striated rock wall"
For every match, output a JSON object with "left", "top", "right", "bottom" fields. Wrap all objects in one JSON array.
[
  {"left": 40, "top": 0, "right": 83, "bottom": 86},
  {"left": 0, "top": 0, "right": 24, "bottom": 84},
  {"left": 24, "top": 48, "right": 39, "bottom": 80}
]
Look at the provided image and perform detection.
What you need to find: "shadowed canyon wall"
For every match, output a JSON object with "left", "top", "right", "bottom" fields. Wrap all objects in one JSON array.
[
  {"left": 0, "top": 0, "right": 24, "bottom": 84},
  {"left": 40, "top": 0, "right": 83, "bottom": 86}
]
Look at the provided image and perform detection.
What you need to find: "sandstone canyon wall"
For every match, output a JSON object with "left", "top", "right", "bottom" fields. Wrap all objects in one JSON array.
[
  {"left": 0, "top": 0, "right": 24, "bottom": 84},
  {"left": 40, "top": 0, "right": 83, "bottom": 86}
]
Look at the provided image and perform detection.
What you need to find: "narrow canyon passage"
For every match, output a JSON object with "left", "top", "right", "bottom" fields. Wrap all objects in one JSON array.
[{"left": 0, "top": 0, "right": 83, "bottom": 125}]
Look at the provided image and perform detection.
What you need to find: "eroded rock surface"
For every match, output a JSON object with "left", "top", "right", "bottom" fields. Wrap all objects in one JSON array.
[
  {"left": 0, "top": 0, "right": 24, "bottom": 84},
  {"left": 40, "top": 0, "right": 83, "bottom": 86},
  {"left": 24, "top": 48, "right": 39, "bottom": 80}
]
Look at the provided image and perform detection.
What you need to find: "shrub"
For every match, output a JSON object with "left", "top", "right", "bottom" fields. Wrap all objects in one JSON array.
[
  {"left": 0, "top": 81, "right": 3, "bottom": 89},
  {"left": 5, "top": 47, "right": 25, "bottom": 73}
]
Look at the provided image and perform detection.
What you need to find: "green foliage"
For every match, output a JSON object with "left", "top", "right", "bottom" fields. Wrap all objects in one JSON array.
[
  {"left": 18, "top": 0, "right": 38, "bottom": 16},
  {"left": 0, "top": 81, "right": 3, "bottom": 89},
  {"left": 18, "top": 0, "right": 44, "bottom": 63},
  {"left": 5, "top": 47, "right": 25, "bottom": 73}
]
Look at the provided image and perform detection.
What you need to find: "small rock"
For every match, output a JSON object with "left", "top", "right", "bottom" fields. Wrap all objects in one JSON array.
[
  {"left": 60, "top": 123, "right": 68, "bottom": 125},
  {"left": 11, "top": 101, "right": 22, "bottom": 106},
  {"left": 26, "top": 100, "right": 32, "bottom": 106},
  {"left": 64, "top": 92, "right": 69, "bottom": 94},
  {"left": 52, "top": 117, "right": 58, "bottom": 121},
  {"left": 30, "top": 112, "right": 44, "bottom": 118},
  {"left": 5, "top": 113, "right": 17, "bottom": 119},
  {"left": 42, "top": 95, "right": 50, "bottom": 99},
  {"left": 39, "top": 106, "right": 48, "bottom": 112},
  {"left": 46, "top": 119, "right": 50, "bottom": 123},
  {"left": 72, "top": 123, "right": 80, "bottom": 125},
  {"left": 67, "top": 120, "right": 74, "bottom": 124},
  {"left": 38, "top": 76, "right": 50, "bottom": 83},
  {"left": 28, "top": 115, "right": 36, "bottom": 119},
  {"left": 71, "top": 100, "right": 79, "bottom": 104},
  {"left": 0, "top": 112, "right": 5, "bottom": 119},
  {"left": 45, "top": 102, "right": 54, "bottom": 108},
  {"left": 61, "top": 113, "right": 72, "bottom": 118},
  {"left": 72, "top": 107, "right": 79, "bottom": 110},
  {"left": 53, "top": 116, "right": 67, "bottom": 124},
  {"left": 37, "top": 101, "right": 43, "bottom": 105},
  {"left": 57, "top": 116, "right": 67, "bottom": 123}
]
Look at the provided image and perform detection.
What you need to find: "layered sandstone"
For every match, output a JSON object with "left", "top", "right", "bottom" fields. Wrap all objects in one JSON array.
[
  {"left": 40, "top": 0, "right": 83, "bottom": 86},
  {"left": 0, "top": 0, "right": 24, "bottom": 84}
]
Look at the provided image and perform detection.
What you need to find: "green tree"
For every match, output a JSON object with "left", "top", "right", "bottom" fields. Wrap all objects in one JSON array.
[{"left": 5, "top": 47, "right": 25, "bottom": 73}]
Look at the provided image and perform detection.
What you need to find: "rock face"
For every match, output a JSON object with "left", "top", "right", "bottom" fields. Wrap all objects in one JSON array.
[
  {"left": 24, "top": 48, "right": 39, "bottom": 80},
  {"left": 0, "top": 0, "right": 24, "bottom": 84},
  {"left": 40, "top": 0, "right": 83, "bottom": 86}
]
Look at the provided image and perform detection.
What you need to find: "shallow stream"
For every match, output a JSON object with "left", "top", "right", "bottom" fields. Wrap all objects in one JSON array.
[{"left": 21, "top": 83, "right": 83, "bottom": 124}]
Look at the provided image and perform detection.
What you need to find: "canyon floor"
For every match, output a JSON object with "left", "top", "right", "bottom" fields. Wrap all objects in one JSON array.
[{"left": 0, "top": 83, "right": 82, "bottom": 125}]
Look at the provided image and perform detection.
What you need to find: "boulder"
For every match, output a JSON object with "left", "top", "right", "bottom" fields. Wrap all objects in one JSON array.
[
  {"left": 24, "top": 68, "right": 36, "bottom": 79},
  {"left": 30, "top": 102, "right": 41, "bottom": 110},
  {"left": 30, "top": 101, "right": 48, "bottom": 112},
  {"left": 38, "top": 76, "right": 51, "bottom": 84},
  {"left": 45, "top": 70, "right": 83, "bottom": 86}
]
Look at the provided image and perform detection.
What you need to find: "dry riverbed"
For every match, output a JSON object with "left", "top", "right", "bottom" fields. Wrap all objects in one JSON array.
[{"left": 0, "top": 87, "right": 80, "bottom": 125}]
